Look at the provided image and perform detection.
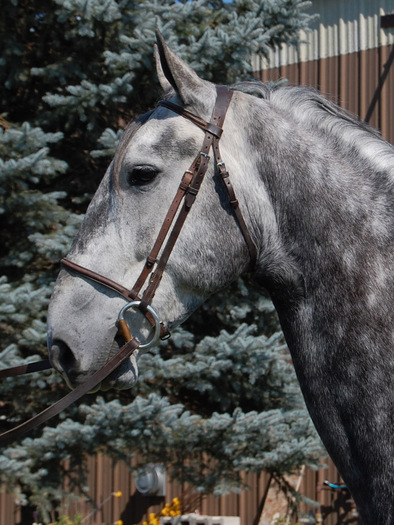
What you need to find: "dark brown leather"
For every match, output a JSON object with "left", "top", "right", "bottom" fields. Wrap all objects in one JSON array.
[
  {"left": 61, "top": 258, "right": 134, "bottom": 301},
  {"left": 157, "top": 87, "right": 257, "bottom": 266},
  {"left": 0, "top": 359, "right": 52, "bottom": 379},
  {"left": 60, "top": 258, "right": 169, "bottom": 339},
  {"left": 0, "top": 337, "right": 140, "bottom": 446},
  {"left": 128, "top": 169, "right": 194, "bottom": 301},
  {"left": 158, "top": 100, "right": 223, "bottom": 138},
  {"left": 140, "top": 86, "right": 236, "bottom": 308},
  {"left": 212, "top": 137, "right": 258, "bottom": 267}
]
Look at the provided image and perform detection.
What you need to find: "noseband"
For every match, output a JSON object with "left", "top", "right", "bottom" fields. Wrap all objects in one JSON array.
[
  {"left": 0, "top": 86, "right": 257, "bottom": 444},
  {"left": 61, "top": 86, "right": 257, "bottom": 346}
]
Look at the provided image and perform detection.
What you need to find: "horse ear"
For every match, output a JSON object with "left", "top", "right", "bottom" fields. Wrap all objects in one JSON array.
[
  {"left": 154, "top": 43, "right": 174, "bottom": 96},
  {"left": 155, "top": 30, "right": 216, "bottom": 114}
]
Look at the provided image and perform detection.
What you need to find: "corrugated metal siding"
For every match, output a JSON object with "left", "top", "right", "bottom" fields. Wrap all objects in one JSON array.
[
  {"left": 252, "top": 0, "right": 394, "bottom": 69},
  {"left": 1, "top": 456, "right": 358, "bottom": 525},
  {"left": 56, "top": 460, "right": 275, "bottom": 525},
  {"left": 253, "top": 1, "right": 394, "bottom": 144},
  {"left": 255, "top": 45, "right": 394, "bottom": 141},
  {"left": 0, "top": 490, "right": 21, "bottom": 525}
]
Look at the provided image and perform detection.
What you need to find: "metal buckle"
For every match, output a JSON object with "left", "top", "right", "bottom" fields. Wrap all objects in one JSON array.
[{"left": 117, "top": 301, "right": 161, "bottom": 350}]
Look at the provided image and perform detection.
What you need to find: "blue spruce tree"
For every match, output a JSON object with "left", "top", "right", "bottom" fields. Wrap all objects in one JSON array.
[{"left": 0, "top": 0, "right": 325, "bottom": 521}]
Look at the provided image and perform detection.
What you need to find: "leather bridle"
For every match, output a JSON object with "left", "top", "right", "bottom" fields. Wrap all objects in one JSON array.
[
  {"left": 61, "top": 86, "right": 256, "bottom": 340},
  {"left": 0, "top": 86, "right": 257, "bottom": 445}
]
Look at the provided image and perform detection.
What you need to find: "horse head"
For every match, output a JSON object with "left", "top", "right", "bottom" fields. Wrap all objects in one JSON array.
[{"left": 47, "top": 34, "right": 267, "bottom": 390}]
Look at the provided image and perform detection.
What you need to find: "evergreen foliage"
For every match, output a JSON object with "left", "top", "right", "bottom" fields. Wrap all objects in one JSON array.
[{"left": 0, "top": 0, "right": 325, "bottom": 520}]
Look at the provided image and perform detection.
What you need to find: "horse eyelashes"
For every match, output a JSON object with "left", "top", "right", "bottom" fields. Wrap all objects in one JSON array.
[{"left": 127, "top": 166, "right": 159, "bottom": 186}]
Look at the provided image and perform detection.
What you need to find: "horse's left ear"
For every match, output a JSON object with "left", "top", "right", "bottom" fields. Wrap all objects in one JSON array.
[{"left": 154, "top": 30, "right": 216, "bottom": 116}]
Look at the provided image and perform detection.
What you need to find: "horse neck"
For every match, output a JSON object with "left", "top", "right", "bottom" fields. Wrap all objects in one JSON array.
[
  {"left": 253, "top": 111, "right": 394, "bottom": 360},
  {"left": 260, "top": 116, "right": 392, "bottom": 279},
  {"left": 247, "top": 96, "right": 394, "bottom": 519}
]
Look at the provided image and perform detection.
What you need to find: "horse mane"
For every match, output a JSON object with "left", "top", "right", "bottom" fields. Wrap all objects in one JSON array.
[
  {"left": 231, "top": 80, "right": 376, "bottom": 133},
  {"left": 232, "top": 80, "right": 394, "bottom": 171}
]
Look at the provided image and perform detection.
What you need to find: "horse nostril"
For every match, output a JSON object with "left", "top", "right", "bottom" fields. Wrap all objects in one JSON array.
[{"left": 50, "top": 338, "right": 79, "bottom": 379}]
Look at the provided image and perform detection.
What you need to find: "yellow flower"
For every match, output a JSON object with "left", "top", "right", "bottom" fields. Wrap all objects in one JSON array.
[
  {"left": 161, "top": 504, "right": 171, "bottom": 516},
  {"left": 147, "top": 512, "right": 161, "bottom": 525},
  {"left": 114, "top": 491, "right": 123, "bottom": 498}
]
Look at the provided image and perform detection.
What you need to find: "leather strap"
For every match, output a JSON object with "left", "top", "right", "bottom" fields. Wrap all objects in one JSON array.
[
  {"left": 128, "top": 169, "right": 194, "bottom": 300},
  {"left": 213, "top": 136, "right": 258, "bottom": 267},
  {"left": 60, "top": 259, "right": 134, "bottom": 301},
  {"left": 159, "top": 88, "right": 257, "bottom": 267},
  {"left": 0, "top": 338, "right": 140, "bottom": 445},
  {"left": 0, "top": 359, "right": 52, "bottom": 379},
  {"left": 158, "top": 100, "right": 223, "bottom": 138},
  {"left": 140, "top": 86, "right": 235, "bottom": 308},
  {"left": 60, "top": 258, "right": 169, "bottom": 339}
]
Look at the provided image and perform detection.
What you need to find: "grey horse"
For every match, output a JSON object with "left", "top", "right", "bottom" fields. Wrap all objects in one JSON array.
[{"left": 48, "top": 35, "right": 394, "bottom": 523}]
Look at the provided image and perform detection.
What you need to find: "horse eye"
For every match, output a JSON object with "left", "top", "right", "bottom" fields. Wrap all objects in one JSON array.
[{"left": 127, "top": 166, "right": 158, "bottom": 186}]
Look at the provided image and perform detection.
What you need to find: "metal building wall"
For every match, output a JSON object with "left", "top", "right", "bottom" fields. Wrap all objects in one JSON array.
[
  {"left": 253, "top": 0, "right": 394, "bottom": 144},
  {"left": 54, "top": 458, "right": 274, "bottom": 525},
  {"left": 0, "top": 491, "right": 21, "bottom": 525},
  {"left": 1, "top": 455, "right": 357, "bottom": 525}
]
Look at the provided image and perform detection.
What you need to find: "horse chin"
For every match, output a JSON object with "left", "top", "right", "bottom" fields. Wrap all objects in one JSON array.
[{"left": 99, "top": 338, "right": 139, "bottom": 391}]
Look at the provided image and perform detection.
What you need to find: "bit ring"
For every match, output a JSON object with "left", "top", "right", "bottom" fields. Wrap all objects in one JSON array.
[{"left": 117, "top": 301, "right": 161, "bottom": 350}]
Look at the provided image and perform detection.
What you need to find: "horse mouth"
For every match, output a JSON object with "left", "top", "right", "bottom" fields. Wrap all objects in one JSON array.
[
  {"left": 50, "top": 336, "right": 139, "bottom": 392},
  {"left": 98, "top": 336, "right": 139, "bottom": 391}
]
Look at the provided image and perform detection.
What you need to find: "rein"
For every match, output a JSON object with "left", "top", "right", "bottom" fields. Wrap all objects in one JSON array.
[
  {"left": 0, "top": 86, "right": 257, "bottom": 446},
  {"left": 0, "top": 338, "right": 140, "bottom": 446}
]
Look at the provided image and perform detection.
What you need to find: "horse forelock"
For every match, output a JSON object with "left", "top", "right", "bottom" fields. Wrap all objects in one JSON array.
[{"left": 112, "top": 110, "right": 154, "bottom": 183}]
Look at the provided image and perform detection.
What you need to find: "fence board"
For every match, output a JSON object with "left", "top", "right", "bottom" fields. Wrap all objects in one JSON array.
[{"left": 1, "top": 455, "right": 361, "bottom": 525}]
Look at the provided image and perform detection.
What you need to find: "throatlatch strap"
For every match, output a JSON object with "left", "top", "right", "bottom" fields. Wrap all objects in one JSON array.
[{"left": 212, "top": 136, "right": 258, "bottom": 267}]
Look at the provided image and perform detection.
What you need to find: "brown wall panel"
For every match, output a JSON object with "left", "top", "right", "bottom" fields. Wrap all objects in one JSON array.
[
  {"left": 303, "top": 58, "right": 320, "bottom": 89},
  {"left": 1, "top": 455, "right": 359, "bottom": 524},
  {"left": 0, "top": 491, "right": 21, "bottom": 525},
  {"left": 378, "top": 45, "right": 394, "bottom": 141},
  {"left": 362, "top": 47, "right": 381, "bottom": 128},
  {"left": 255, "top": 45, "right": 394, "bottom": 145}
]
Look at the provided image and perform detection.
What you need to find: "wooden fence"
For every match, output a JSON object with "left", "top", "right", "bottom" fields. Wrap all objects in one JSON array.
[{"left": 1, "top": 455, "right": 359, "bottom": 525}]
